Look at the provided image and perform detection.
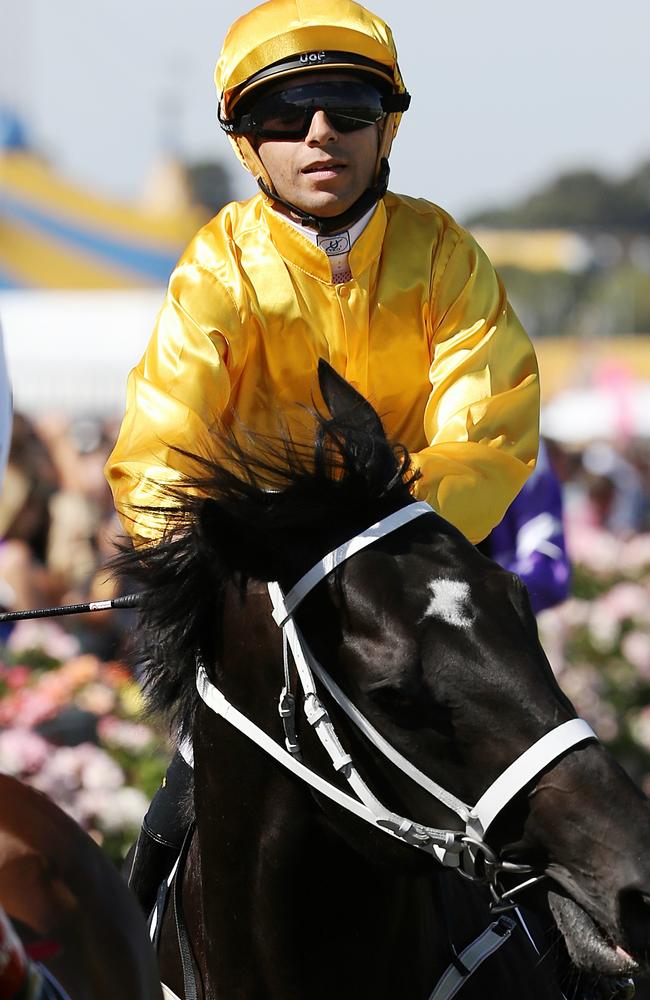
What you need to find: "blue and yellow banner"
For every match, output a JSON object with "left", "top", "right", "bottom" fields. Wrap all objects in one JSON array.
[{"left": 0, "top": 151, "right": 204, "bottom": 289}]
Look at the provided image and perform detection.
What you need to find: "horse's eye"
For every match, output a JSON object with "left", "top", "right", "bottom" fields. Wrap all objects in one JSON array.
[
  {"left": 367, "top": 681, "right": 439, "bottom": 730},
  {"left": 368, "top": 681, "right": 411, "bottom": 708}
]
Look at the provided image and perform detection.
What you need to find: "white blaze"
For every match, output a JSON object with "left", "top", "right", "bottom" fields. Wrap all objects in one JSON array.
[{"left": 421, "top": 579, "right": 473, "bottom": 628}]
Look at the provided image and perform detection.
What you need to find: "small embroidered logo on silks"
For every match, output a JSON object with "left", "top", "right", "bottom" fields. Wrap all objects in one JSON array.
[
  {"left": 318, "top": 233, "right": 351, "bottom": 256},
  {"left": 420, "top": 579, "right": 474, "bottom": 629}
]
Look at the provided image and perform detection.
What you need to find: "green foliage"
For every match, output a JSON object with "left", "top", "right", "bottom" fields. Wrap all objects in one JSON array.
[
  {"left": 466, "top": 159, "right": 650, "bottom": 336},
  {"left": 5, "top": 646, "right": 62, "bottom": 670},
  {"left": 468, "top": 160, "right": 650, "bottom": 231},
  {"left": 494, "top": 262, "right": 650, "bottom": 339},
  {"left": 109, "top": 743, "right": 169, "bottom": 801},
  {"left": 497, "top": 267, "right": 588, "bottom": 339},
  {"left": 574, "top": 263, "right": 650, "bottom": 336}
]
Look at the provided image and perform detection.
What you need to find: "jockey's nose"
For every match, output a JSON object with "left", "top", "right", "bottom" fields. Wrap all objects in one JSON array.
[{"left": 305, "top": 109, "right": 338, "bottom": 145}]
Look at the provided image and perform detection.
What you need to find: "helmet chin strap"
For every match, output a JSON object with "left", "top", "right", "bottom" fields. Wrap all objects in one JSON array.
[{"left": 258, "top": 158, "right": 390, "bottom": 235}]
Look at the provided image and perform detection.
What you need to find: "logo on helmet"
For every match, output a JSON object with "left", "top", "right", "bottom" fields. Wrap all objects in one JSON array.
[{"left": 300, "top": 52, "right": 326, "bottom": 64}]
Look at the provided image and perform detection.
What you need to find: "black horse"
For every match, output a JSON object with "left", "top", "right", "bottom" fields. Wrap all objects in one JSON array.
[{"left": 120, "top": 361, "right": 650, "bottom": 1000}]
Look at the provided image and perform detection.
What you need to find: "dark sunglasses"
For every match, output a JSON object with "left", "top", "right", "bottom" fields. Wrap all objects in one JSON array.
[{"left": 225, "top": 80, "right": 403, "bottom": 140}]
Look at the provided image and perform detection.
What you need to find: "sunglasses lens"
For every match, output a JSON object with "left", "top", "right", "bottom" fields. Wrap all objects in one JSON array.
[
  {"left": 326, "top": 110, "right": 383, "bottom": 132},
  {"left": 260, "top": 106, "right": 310, "bottom": 134},
  {"left": 238, "top": 80, "right": 385, "bottom": 138}
]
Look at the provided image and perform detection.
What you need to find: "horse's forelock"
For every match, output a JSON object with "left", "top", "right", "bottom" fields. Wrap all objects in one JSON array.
[{"left": 112, "top": 405, "right": 417, "bottom": 730}]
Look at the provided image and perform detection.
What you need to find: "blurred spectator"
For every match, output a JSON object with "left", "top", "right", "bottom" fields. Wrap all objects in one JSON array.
[
  {"left": 0, "top": 321, "right": 11, "bottom": 485},
  {"left": 581, "top": 442, "right": 646, "bottom": 536},
  {"left": 0, "top": 413, "right": 60, "bottom": 615},
  {"left": 479, "top": 439, "right": 571, "bottom": 613},
  {"left": 37, "top": 415, "right": 115, "bottom": 595},
  {"left": 0, "top": 412, "right": 131, "bottom": 658}
]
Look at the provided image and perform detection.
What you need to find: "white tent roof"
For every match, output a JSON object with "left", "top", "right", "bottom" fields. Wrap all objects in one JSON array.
[
  {"left": 542, "top": 384, "right": 650, "bottom": 444},
  {"left": 0, "top": 289, "right": 162, "bottom": 417}
]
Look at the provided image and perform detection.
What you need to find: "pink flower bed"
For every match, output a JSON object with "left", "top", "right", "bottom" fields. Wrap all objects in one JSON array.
[
  {"left": 0, "top": 624, "right": 170, "bottom": 860},
  {"left": 537, "top": 520, "right": 650, "bottom": 792}
]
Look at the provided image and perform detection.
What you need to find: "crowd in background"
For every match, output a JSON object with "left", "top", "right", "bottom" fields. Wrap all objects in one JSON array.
[{"left": 0, "top": 412, "right": 129, "bottom": 657}]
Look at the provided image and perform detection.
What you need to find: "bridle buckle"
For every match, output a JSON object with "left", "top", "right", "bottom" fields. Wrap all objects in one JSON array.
[{"left": 457, "top": 836, "right": 546, "bottom": 914}]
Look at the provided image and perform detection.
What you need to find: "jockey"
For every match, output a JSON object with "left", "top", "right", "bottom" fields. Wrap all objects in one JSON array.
[{"left": 106, "top": 0, "right": 540, "bottom": 913}]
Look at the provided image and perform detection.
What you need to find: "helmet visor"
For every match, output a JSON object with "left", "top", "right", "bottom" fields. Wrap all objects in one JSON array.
[{"left": 229, "top": 80, "right": 387, "bottom": 139}]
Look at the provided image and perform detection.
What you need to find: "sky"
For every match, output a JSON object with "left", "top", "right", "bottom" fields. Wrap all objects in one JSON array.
[{"left": 1, "top": 0, "right": 649, "bottom": 220}]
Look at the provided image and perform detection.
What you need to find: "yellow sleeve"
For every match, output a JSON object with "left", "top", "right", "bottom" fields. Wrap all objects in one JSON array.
[
  {"left": 105, "top": 262, "right": 245, "bottom": 544},
  {"left": 410, "top": 229, "right": 540, "bottom": 543}
]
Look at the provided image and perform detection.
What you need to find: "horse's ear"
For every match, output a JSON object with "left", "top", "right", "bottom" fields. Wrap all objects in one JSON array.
[{"left": 317, "top": 359, "right": 386, "bottom": 440}]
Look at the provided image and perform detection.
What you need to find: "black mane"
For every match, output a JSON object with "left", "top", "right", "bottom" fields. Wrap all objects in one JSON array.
[{"left": 113, "top": 401, "right": 418, "bottom": 738}]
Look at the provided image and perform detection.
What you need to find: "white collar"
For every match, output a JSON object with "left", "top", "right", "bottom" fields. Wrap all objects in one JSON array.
[{"left": 273, "top": 204, "right": 376, "bottom": 250}]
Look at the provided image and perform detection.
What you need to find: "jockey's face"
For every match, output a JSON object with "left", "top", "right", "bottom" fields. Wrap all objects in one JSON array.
[{"left": 254, "top": 72, "right": 380, "bottom": 220}]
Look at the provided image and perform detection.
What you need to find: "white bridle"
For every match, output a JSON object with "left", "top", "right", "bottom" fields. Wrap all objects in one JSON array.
[{"left": 194, "top": 499, "right": 595, "bottom": 996}]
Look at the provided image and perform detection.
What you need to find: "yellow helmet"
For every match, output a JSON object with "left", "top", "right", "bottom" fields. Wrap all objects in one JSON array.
[{"left": 215, "top": 0, "right": 410, "bottom": 228}]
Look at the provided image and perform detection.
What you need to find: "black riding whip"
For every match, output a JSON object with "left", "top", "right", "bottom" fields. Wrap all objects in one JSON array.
[{"left": 0, "top": 592, "right": 142, "bottom": 624}]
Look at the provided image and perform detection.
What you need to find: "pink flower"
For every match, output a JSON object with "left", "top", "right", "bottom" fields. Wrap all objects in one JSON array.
[
  {"left": 0, "top": 688, "right": 60, "bottom": 728},
  {"left": 75, "top": 683, "right": 116, "bottom": 716},
  {"left": 599, "top": 583, "right": 650, "bottom": 623},
  {"left": 98, "top": 716, "right": 155, "bottom": 753},
  {"left": 0, "top": 728, "right": 50, "bottom": 775},
  {"left": 59, "top": 656, "right": 101, "bottom": 687},
  {"left": 76, "top": 786, "right": 148, "bottom": 834},
  {"left": 30, "top": 743, "right": 125, "bottom": 800},
  {"left": 79, "top": 747, "right": 124, "bottom": 791},
  {"left": 4, "top": 665, "right": 31, "bottom": 690},
  {"left": 559, "top": 599, "right": 592, "bottom": 629},
  {"left": 630, "top": 708, "right": 650, "bottom": 753},
  {"left": 566, "top": 524, "right": 621, "bottom": 576},
  {"left": 622, "top": 631, "right": 650, "bottom": 678},
  {"left": 620, "top": 535, "right": 650, "bottom": 574},
  {"left": 555, "top": 663, "right": 609, "bottom": 725},
  {"left": 7, "top": 621, "right": 81, "bottom": 660},
  {"left": 587, "top": 607, "right": 620, "bottom": 652}
]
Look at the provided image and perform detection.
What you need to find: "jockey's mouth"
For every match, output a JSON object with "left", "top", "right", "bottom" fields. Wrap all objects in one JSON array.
[{"left": 302, "top": 159, "right": 347, "bottom": 174}]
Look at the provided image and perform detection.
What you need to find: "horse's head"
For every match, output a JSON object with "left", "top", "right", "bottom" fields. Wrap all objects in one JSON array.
[
  {"left": 304, "top": 363, "right": 650, "bottom": 980},
  {"left": 122, "top": 360, "right": 650, "bottom": 985}
]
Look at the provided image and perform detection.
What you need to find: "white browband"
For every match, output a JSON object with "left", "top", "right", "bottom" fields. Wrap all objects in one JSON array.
[{"left": 271, "top": 501, "right": 433, "bottom": 627}]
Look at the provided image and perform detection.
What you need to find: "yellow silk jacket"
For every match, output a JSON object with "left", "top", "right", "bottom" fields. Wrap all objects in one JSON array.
[{"left": 106, "top": 191, "right": 539, "bottom": 545}]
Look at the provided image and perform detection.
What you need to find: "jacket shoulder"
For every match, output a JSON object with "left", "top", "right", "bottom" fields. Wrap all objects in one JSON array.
[
  {"left": 176, "top": 194, "right": 266, "bottom": 271},
  {"left": 383, "top": 192, "right": 478, "bottom": 249},
  {"left": 382, "top": 192, "right": 488, "bottom": 282},
  {"left": 384, "top": 190, "right": 451, "bottom": 219}
]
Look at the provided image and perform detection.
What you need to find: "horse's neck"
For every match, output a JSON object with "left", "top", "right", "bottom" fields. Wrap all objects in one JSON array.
[
  {"left": 191, "top": 740, "right": 561, "bottom": 1000},
  {"left": 192, "top": 734, "right": 440, "bottom": 998}
]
